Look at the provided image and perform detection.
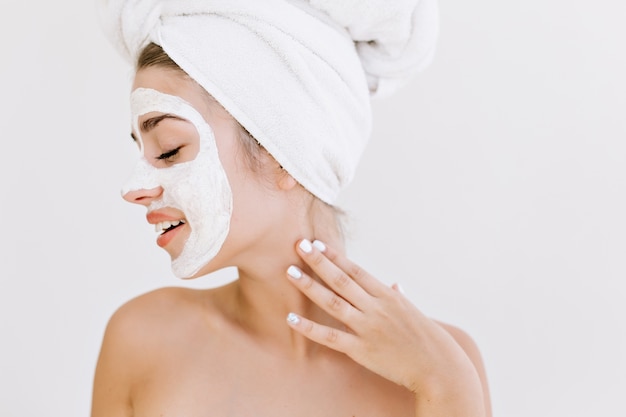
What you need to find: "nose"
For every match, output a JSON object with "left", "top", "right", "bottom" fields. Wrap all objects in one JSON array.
[
  {"left": 123, "top": 186, "right": 163, "bottom": 206},
  {"left": 121, "top": 156, "right": 163, "bottom": 206}
]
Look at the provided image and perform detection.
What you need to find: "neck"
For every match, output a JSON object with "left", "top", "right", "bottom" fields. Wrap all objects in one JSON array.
[{"left": 222, "top": 209, "right": 345, "bottom": 359}]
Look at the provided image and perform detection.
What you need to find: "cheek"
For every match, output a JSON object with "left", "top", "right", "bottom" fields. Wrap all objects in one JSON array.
[{"left": 213, "top": 134, "right": 250, "bottom": 192}]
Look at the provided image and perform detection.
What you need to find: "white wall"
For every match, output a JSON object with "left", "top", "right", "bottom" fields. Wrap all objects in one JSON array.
[{"left": 1, "top": 1, "right": 624, "bottom": 416}]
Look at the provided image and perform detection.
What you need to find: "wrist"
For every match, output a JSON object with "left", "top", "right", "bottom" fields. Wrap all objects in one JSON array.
[{"left": 410, "top": 365, "right": 485, "bottom": 417}]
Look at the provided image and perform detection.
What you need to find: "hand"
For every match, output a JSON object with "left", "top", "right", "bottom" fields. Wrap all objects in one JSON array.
[{"left": 285, "top": 239, "right": 484, "bottom": 410}]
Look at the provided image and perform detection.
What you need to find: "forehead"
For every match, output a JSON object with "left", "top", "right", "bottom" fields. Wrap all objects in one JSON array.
[{"left": 133, "top": 67, "right": 210, "bottom": 117}]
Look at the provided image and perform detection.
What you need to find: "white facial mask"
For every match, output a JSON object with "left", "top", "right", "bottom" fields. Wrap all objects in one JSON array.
[{"left": 122, "top": 88, "right": 233, "bottom": 278}]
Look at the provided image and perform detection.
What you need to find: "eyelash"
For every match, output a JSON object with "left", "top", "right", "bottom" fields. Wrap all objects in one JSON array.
[{"left": 155, "top": 146, "right": 183, "bottom": 162}]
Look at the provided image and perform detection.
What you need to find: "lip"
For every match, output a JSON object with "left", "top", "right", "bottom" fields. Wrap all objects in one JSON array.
[
  {"left": 156, "top": 223, "right": 186, "bottom": 248},
  {"left": 146, "top": 210, "right": 185, "bottom": 225},
  {"left": 146, "top": 209, "right": 187, "bottom": 248}
]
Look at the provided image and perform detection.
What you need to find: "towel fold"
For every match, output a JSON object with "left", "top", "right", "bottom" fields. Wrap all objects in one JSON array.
[
  {"left": 99, "top": 0, "right": 438, "bottom": 203},
  {"left": 310, "top": 0, "right": 439, "bottom": 96}
]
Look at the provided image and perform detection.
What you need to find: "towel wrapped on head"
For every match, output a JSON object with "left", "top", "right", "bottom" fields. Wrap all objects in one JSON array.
[{"left": 99, "top": 0, "right": 438, "bottom": 204}]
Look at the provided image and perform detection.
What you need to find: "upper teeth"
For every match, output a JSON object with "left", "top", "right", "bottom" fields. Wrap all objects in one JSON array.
[{"left": 155, "top": 219, "right": 186, "bottom": 234}]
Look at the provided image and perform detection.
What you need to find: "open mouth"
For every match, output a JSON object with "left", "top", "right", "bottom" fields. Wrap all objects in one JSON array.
[{"left": 155, "top": 219, "right": 186, "bottom": 235}]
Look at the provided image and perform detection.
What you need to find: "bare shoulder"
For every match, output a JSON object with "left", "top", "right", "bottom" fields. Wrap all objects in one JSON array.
[
  {"left": 105, "top": 287, "right": 204, "bottom": 340},
  {"left": 435, "top": 320, "right": 492, "bottom": 416},
  {"left": 91, "top": 286, "right": 219, "bottom": 417},
  {"left": 435, "top": 321, "right": 483, "bottom": 364},
  {"left": 100, "top": 286, "right": 223, "bottom": 362},
  {"left": 112, "top": 286, "right": 210, "bottom": 322}
]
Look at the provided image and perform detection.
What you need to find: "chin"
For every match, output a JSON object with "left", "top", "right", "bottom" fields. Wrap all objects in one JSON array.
[{"left": 173, "top": 255, "right": 227, "bottom": 280}]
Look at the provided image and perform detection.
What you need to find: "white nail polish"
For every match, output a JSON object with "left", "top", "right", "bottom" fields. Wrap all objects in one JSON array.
[
  {"left": 287, "top": 265, "right": 302, "bottom": 279},
  {"left": 287, "top": 312, "right": 300, "bottom": 324},
  {"left": 299, "top": 239, "right": 313, "bottom": 253},
  {"left": 312, "top": 240, "right": 326, "bottom": 252}
]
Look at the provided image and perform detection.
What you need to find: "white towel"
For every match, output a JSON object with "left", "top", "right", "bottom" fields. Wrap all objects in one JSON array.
[{"left": 99, "top": 0, "right": 438, "bottom": 204}]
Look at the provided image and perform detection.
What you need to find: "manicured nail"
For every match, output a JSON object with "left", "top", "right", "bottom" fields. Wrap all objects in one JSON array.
[
  {"left": 287, "top": 265, "right": 302, "bottom": 279},
  {"left": 287, "top": 312, "right": 300, "bottom": 325},
  {"left": 312, "top": 240, "right": 326, "bottom": 252},
  {"left": 299, "top": 239, "right": 313, "bottom": 253}
]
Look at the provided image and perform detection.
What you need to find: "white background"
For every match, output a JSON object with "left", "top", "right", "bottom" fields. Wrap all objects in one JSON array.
[{"left": 1, "top": 1, "right": 625, "bottom": 416}]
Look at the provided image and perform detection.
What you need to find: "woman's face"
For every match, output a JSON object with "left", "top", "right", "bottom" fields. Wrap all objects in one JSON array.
[{"left": 123, "top": 67, "right": 275, "bottom": 278}]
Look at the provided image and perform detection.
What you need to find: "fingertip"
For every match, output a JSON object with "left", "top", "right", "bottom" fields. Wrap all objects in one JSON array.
[
  {"left": 287, "top": 265, "right": 303, "bottom": 279},
  {"left": 312, "top": 240, "right": 327, "bottom": 252},
  {"left": 298, "top": 239, "right": 313, "bottom": 254},
  {"left": 392, "top": 283, "right": 406, "bottom": 294},
  {"left": 286, "top": 312, "right": 301, "bottom": 325}
]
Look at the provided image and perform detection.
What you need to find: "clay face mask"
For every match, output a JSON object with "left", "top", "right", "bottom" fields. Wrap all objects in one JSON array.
[{"left": 122, "top": 88, "right": 233, "bottom": 278}]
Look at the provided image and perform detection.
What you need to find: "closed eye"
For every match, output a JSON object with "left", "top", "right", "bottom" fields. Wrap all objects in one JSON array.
[{"left": 156, "top": 146, "right": 182, "bottom": 162}]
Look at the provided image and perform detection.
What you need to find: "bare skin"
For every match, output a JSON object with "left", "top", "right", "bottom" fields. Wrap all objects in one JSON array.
[{"left": 91, "top": 67, "right": 492, "bottom": 417}]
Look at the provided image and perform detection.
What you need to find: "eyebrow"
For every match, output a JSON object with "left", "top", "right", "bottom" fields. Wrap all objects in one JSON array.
[{"left": 130, "top": 113, "right": 187, "bottom": 142}]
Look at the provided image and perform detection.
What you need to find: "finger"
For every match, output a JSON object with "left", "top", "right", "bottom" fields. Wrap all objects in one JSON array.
[
  {"left": 391, "top": 282, "right": 406, "bottom": 295},
  {"left": 306, "top": 239, "right": 387, "bottom": 297},
  {"left": 287, "top": 265, "right": 361, "bottom": 322},
  {"left": 286, "top": 312, "right": 358, "bottom": 354},
  {"left": 295, "top": 239, "right": 372, "bottom": 309}
]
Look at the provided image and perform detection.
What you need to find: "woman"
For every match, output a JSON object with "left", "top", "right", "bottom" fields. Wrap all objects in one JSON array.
[{"left": 93, "top": 0, "right": 491, "bottom": 415}]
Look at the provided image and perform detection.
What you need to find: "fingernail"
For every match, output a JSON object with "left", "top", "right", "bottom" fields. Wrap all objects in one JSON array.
[
  {"left": 299, "top": 239, "right": 313, "bottom": 253},
  {"left": 287, "top": 312, "right": 300, "bottom": 325},
  {"left": 287, "top": 265, "right": 302, "bottom": 279},
  {"left": 312, "top": 240, "right": 326, "bottom": 252}
]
